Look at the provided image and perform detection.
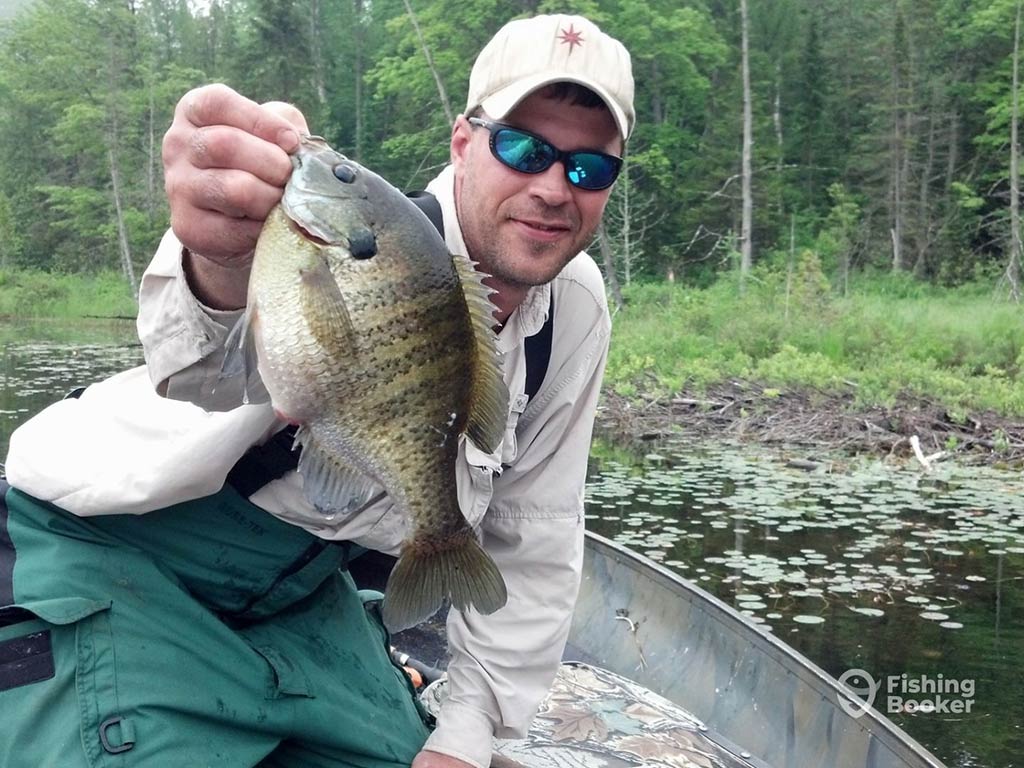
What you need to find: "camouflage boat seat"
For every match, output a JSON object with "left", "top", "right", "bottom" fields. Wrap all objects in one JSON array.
[{"left": 422, "top": 662, "right": 765, "bottom": 768}]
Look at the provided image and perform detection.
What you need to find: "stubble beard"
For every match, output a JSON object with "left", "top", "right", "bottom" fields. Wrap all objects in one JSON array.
[
  {"left": 485, "top": 234, "right": 569, "bottom": 290},
  {"left": 463, "top": 204, "right": 592, "bottom": 291}
]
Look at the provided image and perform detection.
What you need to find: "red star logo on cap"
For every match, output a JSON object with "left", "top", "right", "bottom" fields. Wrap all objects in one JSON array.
[{"left": 558, "top": 24, "right": 584, "bottom": 52}]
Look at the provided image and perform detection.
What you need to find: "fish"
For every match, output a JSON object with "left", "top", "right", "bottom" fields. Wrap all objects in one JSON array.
[{"left": 225, "top": 135, "right": 510, "bottom": 632}]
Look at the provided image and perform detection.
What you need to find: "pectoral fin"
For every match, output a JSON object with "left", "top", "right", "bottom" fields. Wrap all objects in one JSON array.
[
  {"left": 221, "top": 303, "right": 258, "bottom": 380},
  {"left": 299, "top": 254, "right": 357, "bottom": 359},
  {"left": 453, "top": 254, "right": 509, "bottom": 453},
  {"left": 218, "top": 303, "right": 264, "bottom": 405}
]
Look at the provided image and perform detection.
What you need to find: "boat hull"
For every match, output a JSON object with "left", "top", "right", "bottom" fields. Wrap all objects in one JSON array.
[{"left": 571, "top": 533, "right": 945, "bottom": 768}]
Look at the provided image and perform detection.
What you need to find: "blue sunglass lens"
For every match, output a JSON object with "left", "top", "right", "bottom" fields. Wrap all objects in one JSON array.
[
  {"left": 493, "top": 130, "right": 554, "bottom": 173},
  {"left": 566, "top": 153, "right": 620, "bottom": 190}
]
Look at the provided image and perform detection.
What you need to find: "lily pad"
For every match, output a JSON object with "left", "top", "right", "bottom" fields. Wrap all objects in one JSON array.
[{"left": 850, "top": 607, "right": 885, "bottom": 617}]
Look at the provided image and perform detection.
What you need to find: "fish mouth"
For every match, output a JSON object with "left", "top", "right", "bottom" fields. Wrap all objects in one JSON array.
[{"left": 285, "top": 212, "right": 331, "bottom": 246}]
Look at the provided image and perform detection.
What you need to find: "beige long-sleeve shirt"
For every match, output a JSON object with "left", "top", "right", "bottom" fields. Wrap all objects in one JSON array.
[{"left": 6, "top": 165, "right": 610, "bottom": 768}]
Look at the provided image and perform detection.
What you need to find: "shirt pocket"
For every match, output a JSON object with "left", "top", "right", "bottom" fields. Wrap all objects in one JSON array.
[
  {"left": 458, "top": 451, "right": 495, "bottom": 530},
  {"left": 459, "top": 393, "right": 529, "bottom": 528}
]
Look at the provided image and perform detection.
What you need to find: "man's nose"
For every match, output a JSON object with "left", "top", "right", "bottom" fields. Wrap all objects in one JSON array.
[{"left": 527, "top": 162, "right": 573, "bottom": 206}]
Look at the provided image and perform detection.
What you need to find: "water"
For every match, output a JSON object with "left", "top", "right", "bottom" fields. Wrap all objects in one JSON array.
[
  {"left": 0, "top": 320, "right": 143, "bottom": 463},
  {"left": 1, "top": 320, "right": 1021, "bottom": 766},
  {"left": 586, "top": 438, "right": 1024, "bottom": 768}
]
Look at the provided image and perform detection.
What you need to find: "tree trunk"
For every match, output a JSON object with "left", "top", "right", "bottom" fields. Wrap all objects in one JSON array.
[
  {"left": 650, "top": 59, "right": 664, "bottom": 125},
  {"left": 890, "top": 128, "right": 904, "bottom": 273},
  {"left": 402, "top": 0, "right": 453, "bottom": 125},
  {"left": 598, "top": 221, "right": 624, "bottom": 310},
  {"left": 739, "top": 0, "right": 754, "bottom": 286},
  {"left": 146, "top": 79, "right": 157, "bottom": 221},
  {"left": 103, "top": 4, "right": 138, "bottom": 297},
  {"left": 945, "top": 109, "right": 959, "bottom": 193},
  {"left": 108, "top": 142, "right": 138, "bottom": 296},
  {"left": 353, "top": 0, "right": 366, "bottom": 161},
  {"left": 914, "top": 107, "right": 937, "bottom": 277},
  {"left": 890, "top": 6, "right": 906, "bottom": 272},
  {"left": 774, "top": 59, "right": 785, "bottom": 220},
  {"left": 308, "top": 0, "right": 328, "bottom": 110},
  {"left": 1008, "top": 0, "right": 1022, "bottom": 301}
]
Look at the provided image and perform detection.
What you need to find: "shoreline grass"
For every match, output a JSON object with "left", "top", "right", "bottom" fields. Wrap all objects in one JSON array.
[
  {"left": 605, "top": 274, "right": 1024, "bottom": 419},
  {"left": 0, "top": 269, "right": 138, "bottom": 319}
]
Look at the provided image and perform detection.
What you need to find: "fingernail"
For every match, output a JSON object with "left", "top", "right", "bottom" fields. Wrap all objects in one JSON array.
[{"left": 277, "top": 128, "right": 300, "bottom": 153}]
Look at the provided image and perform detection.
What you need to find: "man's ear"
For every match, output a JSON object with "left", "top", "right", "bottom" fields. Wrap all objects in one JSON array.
[{"left": 450, "top": 115, "right": 473, "bottom": 170}]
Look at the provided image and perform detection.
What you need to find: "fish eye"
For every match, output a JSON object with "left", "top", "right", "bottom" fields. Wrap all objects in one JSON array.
[{"left": 333, "top": 163, "right": 358, "bottom": 183}]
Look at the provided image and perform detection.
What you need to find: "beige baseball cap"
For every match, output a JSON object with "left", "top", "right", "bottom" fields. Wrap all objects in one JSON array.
[{"left": 465, "top": 14, "right": 635, "bottom": 141}]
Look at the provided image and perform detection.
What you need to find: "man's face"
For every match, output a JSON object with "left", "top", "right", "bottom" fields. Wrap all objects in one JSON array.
[{"left": 451, "top": 91, "right": 621, "bottom": 298}]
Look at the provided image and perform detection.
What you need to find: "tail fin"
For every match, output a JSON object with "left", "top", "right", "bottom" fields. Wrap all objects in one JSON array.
[{"left": 382, "top": 534, "right": 508, "bottom": 632}]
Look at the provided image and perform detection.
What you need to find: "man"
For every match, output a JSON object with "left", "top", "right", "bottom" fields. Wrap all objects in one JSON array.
[{"left": 1, "top": 13, "right": 634, "bottom": 768}]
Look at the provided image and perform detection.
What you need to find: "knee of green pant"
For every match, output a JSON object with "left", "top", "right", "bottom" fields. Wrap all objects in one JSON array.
[
  {"left": 358, "top": 590, "right": 388, "bottom": 648},
  {"left": 357, "top": 589, "right": 385, "bottom": 607}
]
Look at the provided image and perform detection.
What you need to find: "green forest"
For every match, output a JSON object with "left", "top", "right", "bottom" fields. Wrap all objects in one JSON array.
[
  {"left": 3, "top": 0, "right": 1024, "bottom": 426},
  {"left": 4, "top": 0, "right": 1024, "bottom": 292}
]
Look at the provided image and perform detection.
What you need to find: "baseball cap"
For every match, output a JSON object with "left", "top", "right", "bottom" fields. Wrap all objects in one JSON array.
[{"left": 465, "top": 14, "right": 635, "bottom": 141}]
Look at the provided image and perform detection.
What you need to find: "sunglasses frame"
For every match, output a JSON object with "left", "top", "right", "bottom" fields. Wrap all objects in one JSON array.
[{"left": 467, "top": 117, "right": 622, "bottom": 191}]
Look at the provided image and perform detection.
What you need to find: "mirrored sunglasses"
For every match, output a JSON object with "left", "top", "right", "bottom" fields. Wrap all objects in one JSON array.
[{"left": 468, "top": 117, "right": 622, "bottom": 191}]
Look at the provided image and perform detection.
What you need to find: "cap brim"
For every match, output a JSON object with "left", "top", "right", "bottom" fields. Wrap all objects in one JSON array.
[{"left": 476, "top": 72, "right": 630, "bottom": 142}]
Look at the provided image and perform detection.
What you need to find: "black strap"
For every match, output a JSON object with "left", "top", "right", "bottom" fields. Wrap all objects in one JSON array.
[
  {"left": 524, "top": 291, "right": 554, "bottom": 401},
  {"left": 226, "top": 425, "right": 299, "bottom": 498},
  {"left": 408, "top": 191, "right": 445, "bottom": 237},
  {"left": 227, "top": 191, "right": 554, "bottom": 496}
]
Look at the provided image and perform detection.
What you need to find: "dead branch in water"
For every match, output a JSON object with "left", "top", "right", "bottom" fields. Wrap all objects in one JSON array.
[{"left": 598, "top": 379, "right": 1024, "bottom": 467}]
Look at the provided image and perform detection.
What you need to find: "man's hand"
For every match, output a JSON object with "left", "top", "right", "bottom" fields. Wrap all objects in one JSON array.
[
  {"left": 411, "top": 749, "right": 477, "bottom": 768},
  {"left": 161, "top": 83, "right": 309, "bottom": 308}
]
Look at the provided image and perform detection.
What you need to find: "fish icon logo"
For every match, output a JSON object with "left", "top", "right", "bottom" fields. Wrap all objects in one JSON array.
[{"left": 837, "top": 668, "right": 879, "bottom": 718}]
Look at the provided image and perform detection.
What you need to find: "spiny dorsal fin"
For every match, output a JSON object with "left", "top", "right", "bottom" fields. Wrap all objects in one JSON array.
[{"left": 453, "top": 253, "right": 509, "bottom": 454}]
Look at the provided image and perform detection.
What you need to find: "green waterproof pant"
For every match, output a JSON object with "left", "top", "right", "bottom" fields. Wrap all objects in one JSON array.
[{"left": 0, "top": 481, "right": 431, "bottom": 767}]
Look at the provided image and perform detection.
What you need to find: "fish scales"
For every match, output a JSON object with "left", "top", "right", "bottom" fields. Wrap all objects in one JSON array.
[{"left": 226, "top": 135, "right": 509, "bottom": 631}]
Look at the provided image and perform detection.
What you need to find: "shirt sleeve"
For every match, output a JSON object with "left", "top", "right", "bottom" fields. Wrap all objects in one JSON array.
[
  {"left": 136, "top": 229, "right": 268, "bottom": 410},
  {"left": 423, "top": 317, "right": 610, "bottom": 768}
]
